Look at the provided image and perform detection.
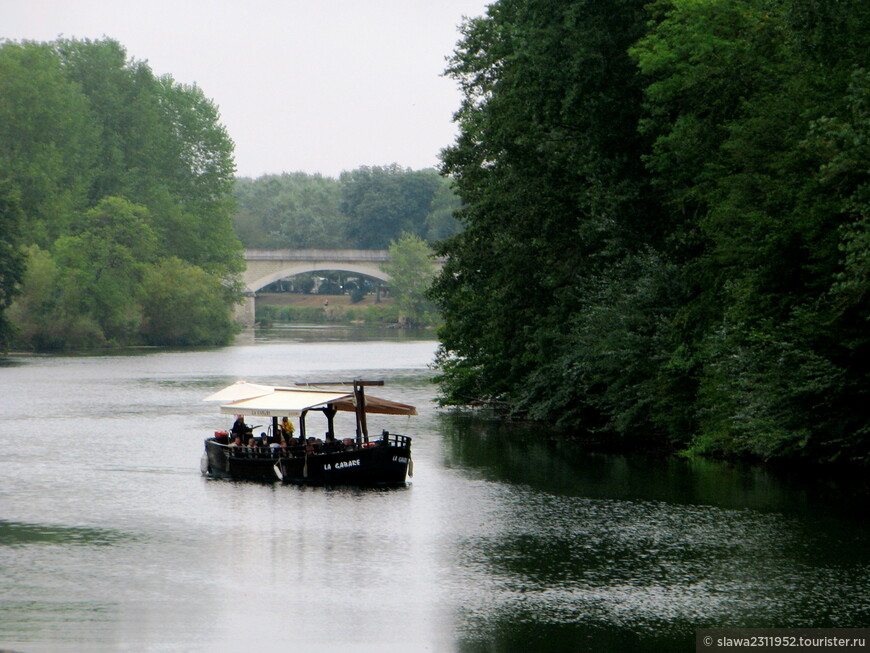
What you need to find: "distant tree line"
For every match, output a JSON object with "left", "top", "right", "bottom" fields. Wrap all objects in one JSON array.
[
  {"left": 233, "top": 164, "right": 462, "bottom": 249},
  {"left": 0, "top": 38, "right": 243, "bottom": 349},
  {"left": 431, "top": 0, "right": 870, "bottom": 464}
]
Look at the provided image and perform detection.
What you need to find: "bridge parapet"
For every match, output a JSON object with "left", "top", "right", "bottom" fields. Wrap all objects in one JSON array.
[{"left": 245, "top": 249, "right": 391, "bottom": 262}]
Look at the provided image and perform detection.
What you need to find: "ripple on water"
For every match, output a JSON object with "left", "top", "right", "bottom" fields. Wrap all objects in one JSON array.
[{"left": 443, "top": 484, "right": 870, "bottom": 638}]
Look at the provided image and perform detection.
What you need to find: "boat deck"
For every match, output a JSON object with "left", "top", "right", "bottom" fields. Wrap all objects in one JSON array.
[{"left": 217, "top": 431, "right": 410, "bottom": 461}]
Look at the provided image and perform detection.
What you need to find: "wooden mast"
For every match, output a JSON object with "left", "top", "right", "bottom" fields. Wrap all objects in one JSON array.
[
  {"left": 295, "top": 380, "right": 384, "bottom": 445},
  {"left": 354, "top": 380, "right": 369, "bottom": 444}
]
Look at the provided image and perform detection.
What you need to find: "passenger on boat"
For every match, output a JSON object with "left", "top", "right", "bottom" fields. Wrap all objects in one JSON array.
[
  {"left": 231, "top": 415, "right": 251, "bottom": 439},
  {"left": 247, "top": 437, "right": 257, "bottom": 447},
  {"left": 306, "top": 437, "right": 323, "bottom": 453},
  {"left": 280, "top": 416, "right": 295, "bottom": 439},
  {"left": 229, "top": 436, "right": 243, "bottom": 447}
]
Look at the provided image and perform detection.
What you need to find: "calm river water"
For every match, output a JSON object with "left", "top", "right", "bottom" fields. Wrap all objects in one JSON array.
[{"left": 1, "top": 326, "right": 869, "bottom": 652}]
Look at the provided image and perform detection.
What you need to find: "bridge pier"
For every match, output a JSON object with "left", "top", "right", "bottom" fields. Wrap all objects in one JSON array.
[{"left": 234, "top": 292, "right": 256, "bottom": 327}]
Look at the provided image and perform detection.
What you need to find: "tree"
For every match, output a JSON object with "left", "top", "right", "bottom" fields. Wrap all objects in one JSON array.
[
  {"left": 233, "top": 173, "right": 346, "bottom": 249},
  {"left": 432, "top": 0, "right": 870, "bottom": 463},
  {"left": 0, "top": 181, "right": 26, "bottom": 349},
  {"left": 632, "top": 0, "right": 870, "bottom": 461},
  {"left": 1, "top": 37, "right": 244, "bottom": 350},
  {"left": 340, "top": 165, "right": 442, "bottom": 247},
  {"left": 7, "top": 245, "right": 106, "bottom": 350},
  {"left": 432, "top": 0, "right": 662, "bottom": 421},
  {"left": 54, "top": 38, "right": 243, "bottom": 276},
  {"left": 139, "top": 256, "right": 239, "bottom": 346},
  {"left": 382, "top": 233, "right": 439, "bottom": 326},
  {"left": 0, "top": 40, "right": 99, "bottom": 245},
  {"left": 151, "top": 75, "right": 242, "bottom": 275},
  {"left": 424, "top": 176, "right": 463, "bottom": 241},
  {"left": 51, "top": 197, "right": 156, "bottom": 344}
]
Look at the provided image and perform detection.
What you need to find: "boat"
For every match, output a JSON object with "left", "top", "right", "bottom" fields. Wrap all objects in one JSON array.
[{"left": 201, "top": 380, "right": 416, "bottom": 485}]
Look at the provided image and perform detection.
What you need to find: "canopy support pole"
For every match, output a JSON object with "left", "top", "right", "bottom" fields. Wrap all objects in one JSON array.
[
  {"left": 354, "top": 381, "right": 369, "bottom": 445},
  {"left": 323, "top": 406, "right": 337, "bottom": 442}
]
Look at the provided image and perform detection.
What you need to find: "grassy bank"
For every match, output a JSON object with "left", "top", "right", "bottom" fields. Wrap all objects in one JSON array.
[{"left": 256, "top": 302, "right": 399, "bottom": 326}]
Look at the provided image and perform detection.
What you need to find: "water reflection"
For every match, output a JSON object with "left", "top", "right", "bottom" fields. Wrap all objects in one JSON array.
[
  {"left": 439, "top": 413, "right": 870, "bottom": 652},
  {"left": 440, "top": 412, "right": 870, "bottom": 516},
  {"left": 243, "top": 324, "right": 437, "bottom": 344},
  {"left": 0, "top": 520, "right": 130, "bottom": 547}
]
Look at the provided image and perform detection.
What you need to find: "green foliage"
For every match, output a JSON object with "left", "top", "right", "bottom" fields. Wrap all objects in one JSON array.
[
  {"left": 0, "top": 37, "right": 243, "bottom": 350},
  {"left": 424, "top": 178, "right": 463, "bottom": 241},
  {"left": 233, "top": 173, "right": 346, "bottom": 249},
  {"left": 382, "top": 233, "right": 439, "bottom": 326},
  {"left": 0, "top": 41, "right": 100, "bottom": 245},
  {"left": 340, "top": 165, "right": 455, "bottom": 248},
  {"left": 233, "top": 166, "right": 462, "bottom": 250},
  {"left": 50, "top": 197, "right": 155, "bottom": 343},
  {"left": 0, "top": 181, "right": 27, "bottom": 349},
  {"left": 7, "top": 245, "right": 104, "bottom": 350},
  {"left": 256, "top": 303, "right": 400, "bottom": 326},
  {"left": 139, "top": 257, "right": 239, "bottom": 346},
  {"left": 433, "top": 0, "right": 661, "bottom": 410},
  {"left": 433, "top": 0, "right": 870, "bottom": 464}
]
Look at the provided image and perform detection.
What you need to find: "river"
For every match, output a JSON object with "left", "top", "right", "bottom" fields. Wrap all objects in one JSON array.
[{"left": 1, "top": 326, "right": 868, "bottom": 652}]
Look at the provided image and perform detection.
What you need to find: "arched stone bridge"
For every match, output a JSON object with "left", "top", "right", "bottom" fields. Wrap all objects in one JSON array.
[
  {"left": 236, "top": 248, "right": 442, "bottom": 325},
  {"left": 243, "top": 249, "right": 394, "bottom": 293}
]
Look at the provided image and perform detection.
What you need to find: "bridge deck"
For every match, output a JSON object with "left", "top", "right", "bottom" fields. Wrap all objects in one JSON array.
[{"left": 244, "top": 249, "right": 390, "bottom": 261}]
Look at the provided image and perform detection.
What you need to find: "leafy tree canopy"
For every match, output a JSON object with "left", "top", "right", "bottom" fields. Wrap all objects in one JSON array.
[
  {"left": 432, "top": 0, "right": 870, "bottom": 464},
  {"left": 0, "top": 181, "right": 26, "bottom": 348},
  {"left": 382, "top": 233, "right": 439, "bottom": 327},
  {"left": 233, "top": 165, "right": 462, "bottom": 250},
  {"left": 0, "top": 37, "right": 243, "bottom": 349}
]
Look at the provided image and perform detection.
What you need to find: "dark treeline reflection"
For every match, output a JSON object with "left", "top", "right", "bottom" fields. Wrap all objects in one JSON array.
[
  {"left": 439, "top": 412, "right": 870, "bottom": 516},
  {"left": 438, "top": 413, "right": 870, "bottom": 652}
]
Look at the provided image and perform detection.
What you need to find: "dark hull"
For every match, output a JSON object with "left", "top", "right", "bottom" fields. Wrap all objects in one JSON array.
[
  {"left": 203, "top": 437, "right": 411, "bottom": 486},
  {"left": 278, "top": 444, "right": 410, "bottom": 485},
  {"left": 203, "top": 439, "right": 280, "bottom": 481}
]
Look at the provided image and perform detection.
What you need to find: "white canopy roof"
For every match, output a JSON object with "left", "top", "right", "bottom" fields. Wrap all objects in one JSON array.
[
  {"left": 202, "top": 381, "right": 275, "bottom": 403},
  {"left": 218, "top": 387, "right": 417, "bottom": 418}
]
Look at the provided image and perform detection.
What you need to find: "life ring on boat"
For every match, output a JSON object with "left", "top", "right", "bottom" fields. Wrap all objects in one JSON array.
[{"left": 200, "top": 452, "right": 210, "bottom": 476}]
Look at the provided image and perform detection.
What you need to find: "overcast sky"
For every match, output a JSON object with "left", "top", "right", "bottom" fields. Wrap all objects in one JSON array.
[{"left": 2, "top": 0, "right": 491, "bottom": 178}]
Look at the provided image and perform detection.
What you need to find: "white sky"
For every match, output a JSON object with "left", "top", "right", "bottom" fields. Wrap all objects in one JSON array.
[{"left": 1, "top": 0, "right": 491, "bottom": 178}]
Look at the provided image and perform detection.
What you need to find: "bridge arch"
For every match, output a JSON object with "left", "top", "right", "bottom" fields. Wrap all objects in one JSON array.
[
  {"left": 242, "top": 249, "right": 392, "bottom": 293},
  {"left": 245, "top": 261, "right": 391, "bottom": 293},
  {"left": 236, "top": 249, "right": 444, "bottom": 326},
  {"left": 237, "top": 249, "right": 395, "bottom": 325}
]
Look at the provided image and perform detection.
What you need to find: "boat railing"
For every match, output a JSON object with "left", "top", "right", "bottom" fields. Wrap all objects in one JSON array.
[
  {"left": 374, "top": 431, "right": 412, "bottom": 448},
  {"left": 212, "top": 431, "right": 410, "bottom": 459}
]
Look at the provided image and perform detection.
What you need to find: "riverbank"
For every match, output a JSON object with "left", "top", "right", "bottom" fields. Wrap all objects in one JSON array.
[
  {"left": 255, "top": 292, "right": 394, "bottom": 308},
  {"left": 254, "top": 292, "right": 437, "bottom": 327}
]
